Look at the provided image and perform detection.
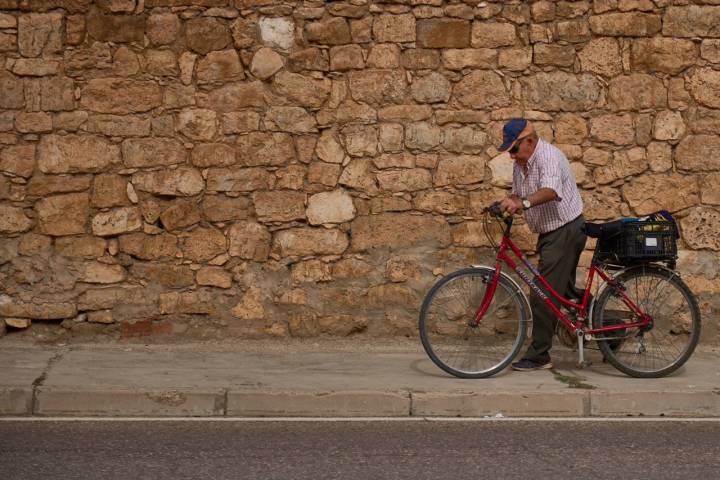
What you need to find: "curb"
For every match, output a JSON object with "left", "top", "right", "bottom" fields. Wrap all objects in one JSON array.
[
  {"left": 34, "top": 387, "right": 226, "bottom": 417},
  {"left": 1, "top": 388, "right": 718, "bottom": 418}
]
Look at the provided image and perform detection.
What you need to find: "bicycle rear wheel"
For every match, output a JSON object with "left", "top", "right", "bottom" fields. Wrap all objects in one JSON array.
[
  {"left": 593, "top": 265, "right": 701, "bottom": 378},
  {"left": 419, "top": 267, "right": 529, "bottom": 379}
]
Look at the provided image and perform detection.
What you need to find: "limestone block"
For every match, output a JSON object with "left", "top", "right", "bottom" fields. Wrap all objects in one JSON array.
[
  {"left": 471, "top": 22, "right": 516, "bottom": 48},
  {"left": 348, "top": 69, "right": 406, "bottom": 106},
  {"left": 237, "top": 132, "right": 295, "bottom": 166},
  {"left": 675, "top": 135, "right": 720, "bottom": 172},
  {"left": 0, "top": 296, "right": 76, "bottom": 320},
  {"left": 653, "top": 111, "right": 686, "bottom": 141},
  {"left": 92, "top": 207, "right": 142, "bottom": 237},
  {"left": 316, "top": 130, "right": 345, "bottom": 164},
  {"left": 119, "top": 232, "right": 177, "bottom": 260},
  {"left": 350, "top": 213, "right": 451, "bottom": 251},
  {"left": 405, "top": 122, "right": 440, "bottom": 152},
  {"left": 454, "top": 70, "right": 509, "bottom": 109},
  {"left": 663, "top": 6, "right": 720, "bottom": 38},
  {"left": 411, "top": 72, "right": 451, "bottom": 104},
  {"left": 222, "top": 111, "right": 261, "bottom": 134},
  {"left": 28, "top": 174, "right": 92, "bottom": 196},
  {"left": 580, "top": 188, "right": 623, "bottom": 221},
  {"left": 250, "top": 47, "right": 283, "bottom": 79},
  {"left": 206, "top": 83, "right": 265, "bottom": 113},
  {"left": 521, "top": 73, "right": 601, "bottom": 111},
  {"left": 413, "top": 191, "right": 466, "bottom": 215},
  {"left": 253, "top": 191, "right": 306, "bottom": 222},
  {"left": 177, "top": 108, "right": 217, "bottom": 141},
  {"left": 272, "top": 228, "right": 349, "bottom": 257},
  {"left": 589, "top": 12, "right": 661, "bottom": 36},
  {"left": 18, "top": 13, "right": 62, "bottom": 57},
  {"left": 555, "top": 114, "right": 588, "bottom": 145},
  {"left": 590, "top": 114, "right": 635, "bottom": 145},
  {"left": 342, "top": 124, "right": 378, "bottom": 157},
  {"left": 181, "top": 227, "right": 227, "bottom": 262},
  {"left": 378, "top": 105, "right": 432, "bottom": 123},
  {"left": 159, "top": 201, "right": 201, "bottom": 231},
  {"left": 373, "top": 14, "right": 415, "bottom": 43},
  {"left": 87, "top": 115, "right": 150, "bottom": 137},
  {"left": 330, "top": 44, "right": 365, "bottom": 71},
  {"left": 201, "top": 195, "right": 253, "bottom": 222},
  {"left": 36, "top": 193, "right": 89, "bottom": 236},
  {"left": 442, "top": 49, "right": 496, "bottom": 70},
  {"left": 401, "top": 49, "right": 439, "bottom": 70},
  {"left": 196, "top": 49, "right": 244, "bottom": 84},
  {"left": 377, "top": 169, "right": 432, "bottom": 193},
  {"left": 92, "top": 174, "right": 129, "bottom": 208},
  {"left": 147, "top": 13, "right": 180, "bottom": 46},
  {"left": 265, "top": 107, "right": 317, "bottom": 134},
  {"left": 185, "top": 17, "right": 230, "bottom": 54},
  {"left": 556, "top": 19, "right": 591, "bottom": 43},
  {"left": 305, "top": 17, "right": 350, "bottom": 45},
  {"left": 287, "top": 47, "right": 329, "bottom": 72},
  {"left": 700, "top": 172, "right": 720, "bottom": 205},
  {"left": 38, "top": 135, "right": 120, "bottom": 174},
  {"left": 579, "top": 38, "right": 622, "bottom": 77},
  {"left": 688, "top": 68, "right": 720, "bottom": 109},
  {"left": 622, "top": 173, "right": 699, "bottom": 215},
  {"left": 145, "top": 49, "right": 178, "bottom": 76},
  {"left": 129, "top": 263, "right": 194, "bottom": 289},
  {"left": 488, "top": 152, "right": 513, "bottom": 188},
  {"left": 206, "top": 167, "right": 271, "bottom": 192},
  {"left": 680, "top": 207, "right": 720, "bottom": 251},
  {"left": 227, "top": 221, "right": 271, "bottom": 261},
  {"left": 81, "top": 78, "right": 162, "bottom": 114},
  {"left": 87, "top": 11, "right": 144, "bottom": 43},
  {"left": 366, "top": 44, "right": 400, "bottom": 69},
  {"left": 417, "top": 19, "right": 470, "bottom": 48},
  {"left": 190, "top": 143, "right": 236, "bottom": 168},
  {"left": 87, "top": 310, "right": 113, "bottom": 324},
  {"left": 232, "top": 287, "right": 265, "bottom": 320},
  {"left": 15, "top": 112, "right": 51, "bottom": 133},
  {"left": 498, "top": 47, "right": 533, "bottom": 71},
  {"left": 197, "top": 267, "right": 233, "bottom": 289},
  {"left": 122, "top": 138, "right": 187, "bottom": 168},
  {"left": 0, "top": 205, "right": 33, "bottom": 233},
  {"left": 0, "top": 144, "right": 35, "bottom": 178},
  {"left": 594, "top": 148, "right": 648, "bottom": 185},
  {"left": 132, "top": 167, "right": 205, "bottom": 197},
  {"left": 631, "top": 38, "right": 697, "bottom": 75},
  {"left": 259, "top": 16, "right": 294, "bottom": 50},
  {"left": 434, "top": 155, "right": 486, "bottom": 186},
  {"left": 441, "top": 127, "right": 487, "bottom": 154},
  {"left": 11, "top": 58, "right": 59, "bottom": 76},
  {"left": 83, "top": 261, "right": 126, "bottom": 284},
  {"left": 0, "top": 73, "right": 23, "bottom": 109},
  {"left": 291, "top": 259, "right": 331, "bottom": 284},
  {"left": 308, "top": 162, "right": 341, "bottom": 187},
  {"left": 534, "top": 44, "right": 575, "bottom": 67},
  {"left": 379, "top": 124, "right": 404, "bottom": 153},
  {"left": 273, "top": 71, "right": 332, "bottom": 108},
  {"left": 306, "top": 189, "right": 356, "bottom": 225}
]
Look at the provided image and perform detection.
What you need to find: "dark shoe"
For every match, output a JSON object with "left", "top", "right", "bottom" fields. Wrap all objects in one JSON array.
[{"left": 511, "top": 358, "right": 553, "bottom": 371}]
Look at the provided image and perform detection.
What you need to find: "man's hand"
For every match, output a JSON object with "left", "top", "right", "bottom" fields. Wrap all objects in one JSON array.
[{"left": 499, "top": 196, "right": 523, "bottom": 215}]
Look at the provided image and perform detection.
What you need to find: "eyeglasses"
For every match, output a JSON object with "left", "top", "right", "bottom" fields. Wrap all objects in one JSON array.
[{"left": 509, "top": 136, "right": 529, "bottom": 154}]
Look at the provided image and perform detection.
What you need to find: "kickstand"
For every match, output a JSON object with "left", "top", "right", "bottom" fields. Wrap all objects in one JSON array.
[{"left": 576, "top": 331, "right": 592, "bottom": 369}]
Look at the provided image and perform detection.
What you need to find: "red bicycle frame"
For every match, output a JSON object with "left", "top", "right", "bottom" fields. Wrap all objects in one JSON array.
[{"left": 474, "top": 226, "right": 651, "bottom": 336}]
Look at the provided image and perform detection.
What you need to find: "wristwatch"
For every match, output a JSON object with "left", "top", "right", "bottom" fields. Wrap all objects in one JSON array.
[{"left": 521, "top": 197, "right": 531, "bottom": 210}]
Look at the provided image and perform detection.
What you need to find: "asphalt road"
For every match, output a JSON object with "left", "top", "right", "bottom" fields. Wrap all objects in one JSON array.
[{"left": 1, "top": 419, "right": 719, "bottom": 480}]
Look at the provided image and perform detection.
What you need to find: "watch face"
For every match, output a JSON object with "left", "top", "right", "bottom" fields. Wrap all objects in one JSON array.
[{"left": 523, "top": 200, "right": 531, "bottom": 209}]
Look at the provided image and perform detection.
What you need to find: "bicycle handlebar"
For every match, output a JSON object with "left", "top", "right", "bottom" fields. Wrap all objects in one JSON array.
[{"left": 483, "top": 202, "right": 504, "bottom": 218}]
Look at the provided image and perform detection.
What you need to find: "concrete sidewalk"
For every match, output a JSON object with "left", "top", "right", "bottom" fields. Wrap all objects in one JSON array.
[{"left": 1, "top": 340, "right": 719, "bottom": 418}]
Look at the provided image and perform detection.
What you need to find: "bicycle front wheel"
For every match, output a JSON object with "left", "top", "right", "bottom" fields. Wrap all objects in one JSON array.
[
  {"left": 419, "top": 267, "right": 529, "bottom": 379},
  {"left": 593, "top": 265, "right": 701, "bottom": 378}
]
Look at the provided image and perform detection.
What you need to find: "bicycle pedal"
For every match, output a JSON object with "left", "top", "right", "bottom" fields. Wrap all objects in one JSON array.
[{"left": 576, "top": 360, "right": 592, "bottom": 369}]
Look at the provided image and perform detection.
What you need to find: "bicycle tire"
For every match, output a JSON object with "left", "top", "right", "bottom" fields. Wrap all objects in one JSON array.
[
  {"left": 592, "top": 265, "right": 701, "bottom": 378},
  {"left": 419, "top": 267, "right": 530, "bottom": 379}
]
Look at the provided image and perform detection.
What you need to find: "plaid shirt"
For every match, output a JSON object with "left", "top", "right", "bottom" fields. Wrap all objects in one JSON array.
[{"left": 512, "top": 139, "right": 583, "bottom": 234}]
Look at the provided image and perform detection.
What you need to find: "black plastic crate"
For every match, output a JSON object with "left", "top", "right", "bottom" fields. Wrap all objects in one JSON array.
[{"left": 594, "top": 220, "right": 678, "bottom": 266}]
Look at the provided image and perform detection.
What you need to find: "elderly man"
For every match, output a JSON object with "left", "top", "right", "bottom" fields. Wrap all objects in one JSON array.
[{"left": 497, "top": 118, "right": 586, "bottom": 371}]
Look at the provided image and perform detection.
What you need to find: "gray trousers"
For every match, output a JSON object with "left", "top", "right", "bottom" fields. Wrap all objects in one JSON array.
[{"left": 523, "top": 215, "right": 587, "bottom": 363}]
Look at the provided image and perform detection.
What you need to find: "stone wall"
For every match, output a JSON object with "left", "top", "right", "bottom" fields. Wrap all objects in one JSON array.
[{"left": 0, "top": 0, "right": 718, "bottom": 341}]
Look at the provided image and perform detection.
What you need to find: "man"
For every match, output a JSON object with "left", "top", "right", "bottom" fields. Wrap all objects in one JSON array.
[{"left": 497, "top": 118, "right": 586, "bottom": 371}]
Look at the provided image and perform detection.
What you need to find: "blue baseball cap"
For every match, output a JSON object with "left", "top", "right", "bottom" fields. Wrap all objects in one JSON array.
[{"left": 498, "top": 118, "right": 528, "bottom": 152}]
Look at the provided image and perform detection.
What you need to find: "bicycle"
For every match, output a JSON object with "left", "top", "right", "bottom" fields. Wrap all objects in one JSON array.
[{"left": 419, "top": 203, "right": 701, "bottom": 379}]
